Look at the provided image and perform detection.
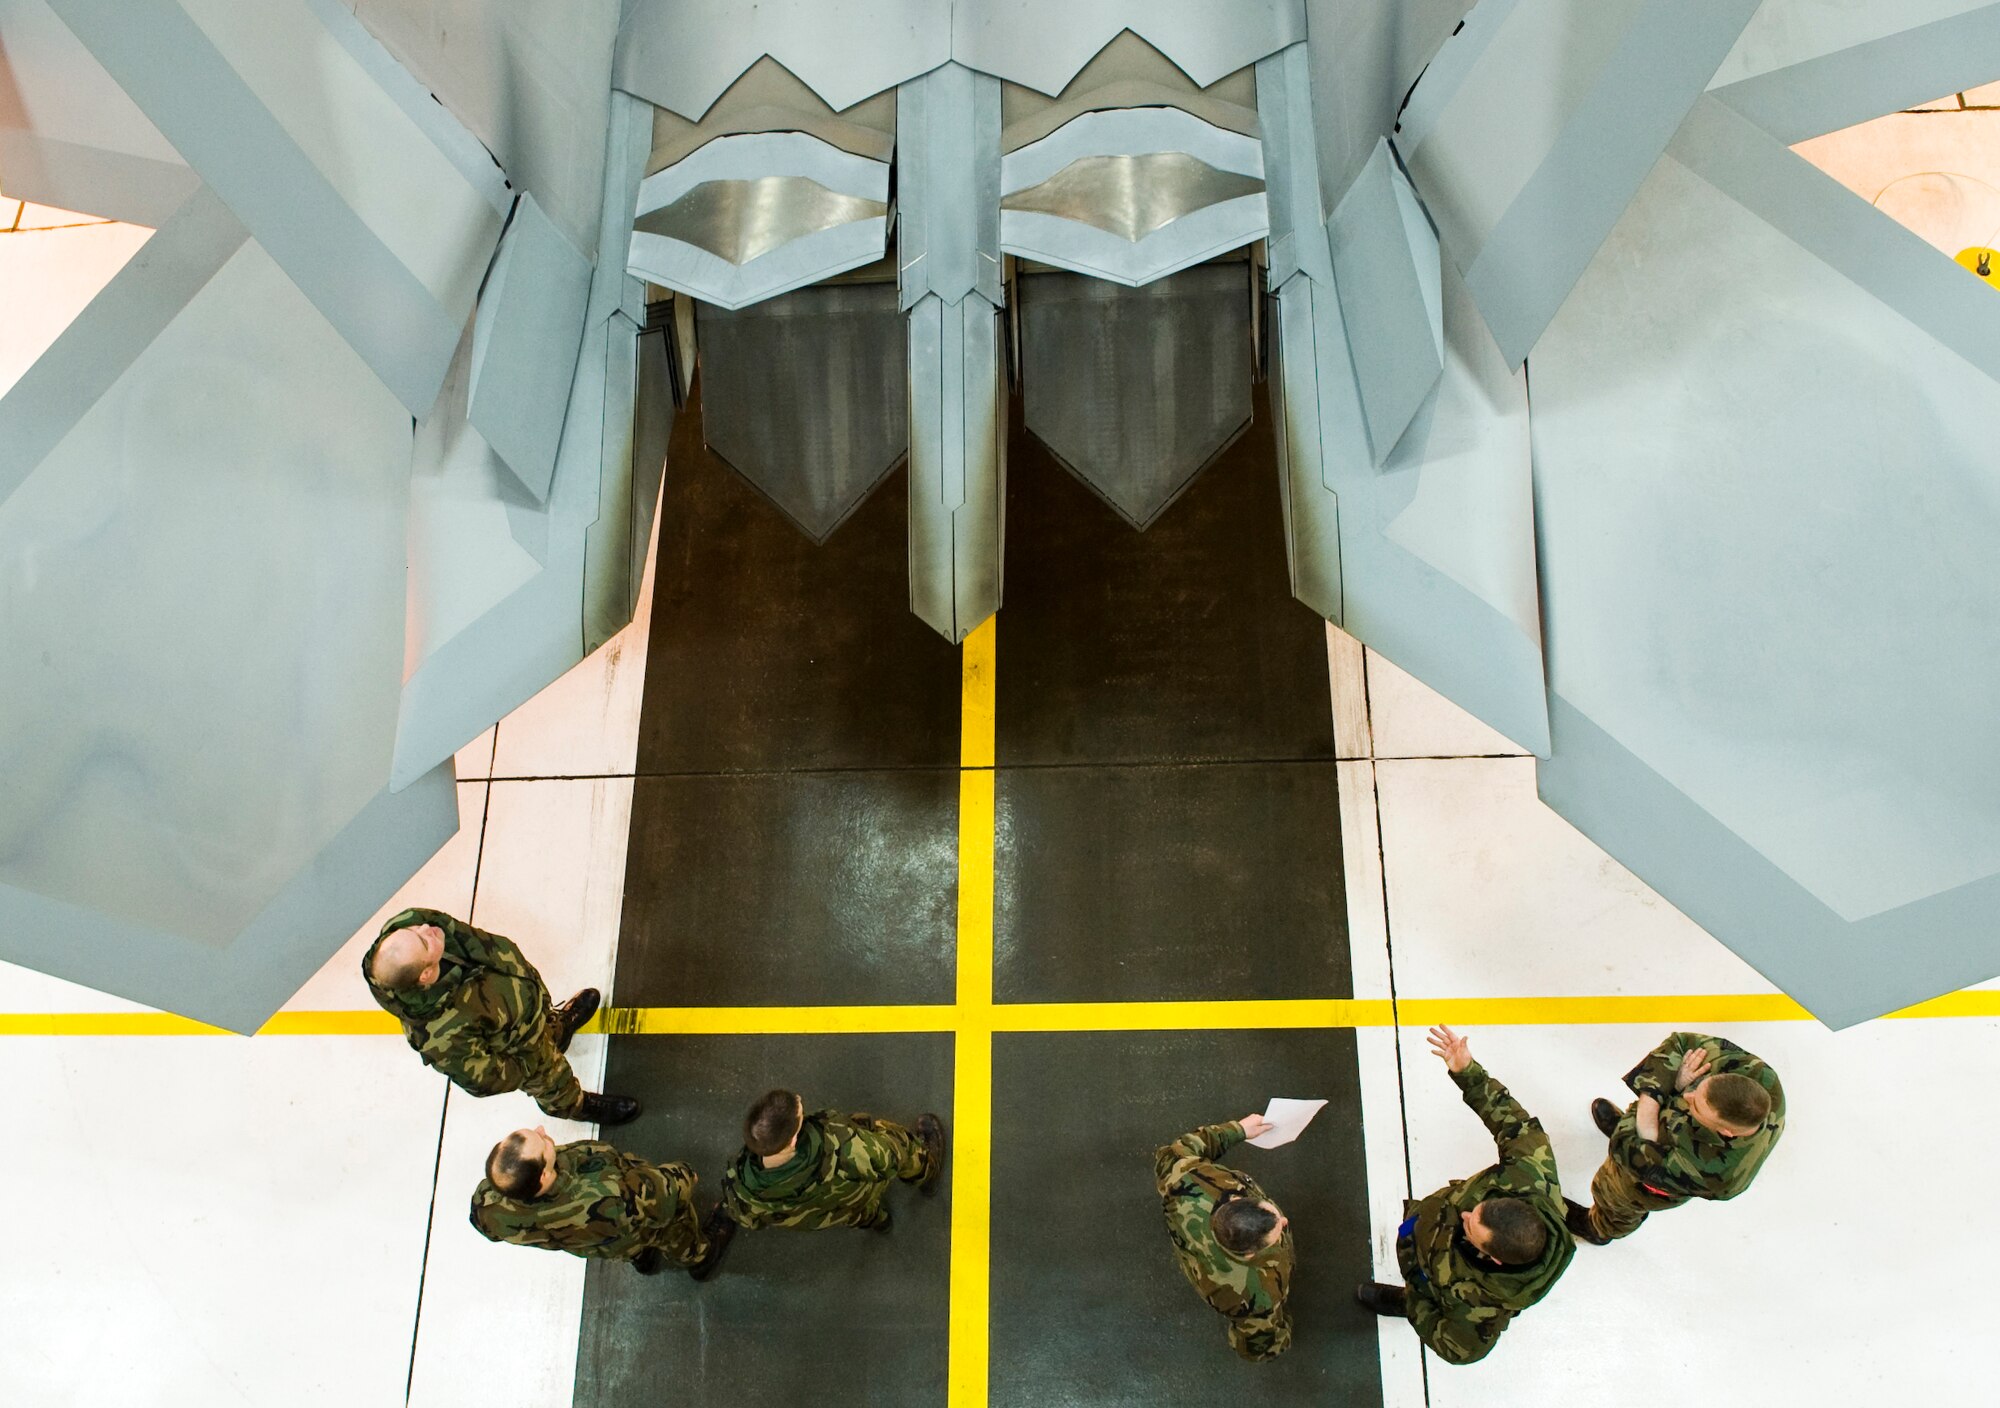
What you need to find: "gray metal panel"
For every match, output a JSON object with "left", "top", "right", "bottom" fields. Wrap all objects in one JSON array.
[
  {"left": 1712, "top": 5, "right": 2000, "bottom": 146},
  {"left": 347, "top": 0, "right": 622, "bottom": 256},
  {"left": 0, "top": 130, "right": 198, "bottom": 227},
  {"left": 1256, "top": 43, "right": 1344, "bottom": 621},
  {"left": 0, "top": 186, "right": 247, "bottom": 507},
  {"left": 1673, "top": 97, "right": 2000, "bottom": 382},
  {"left": 1254, "top": 43, "right": 1335, "bottom": 290},
  {"left": 953, "top": 0, "right": 1305, "bottom": 95},
  {"left": 1268, "top": 278, "right": 1341, "bottom": 622},
  {"left": 1324, "top": 138, "right": 1442, "bottom": 463},
  {"left": 1539, "top": 699, "right": 2000, "bottom": 1031},
  {"left": 996, "top": 103, "right": 1269, "bottom": 286},
  {"left": 1356, "top": 252, "right": 1545, "bottom": 754},
  {"left": 0, "top": 765, "right": 457, "bottom": 1033},
  {"left": 696, "top": 282, "right": 909, "bottom": 543},
  {"left": 1001, "top": 197, "right": 1269, "bottom": 287},
  {"left": 614, "top": 0, "right": 948, "bottom": 119},
  {"left": 0, "top": 234, "right": 413, "bottom": 954},
  {"left": 1291, "top": 239, "right": 1547, "bottom": 754},
  {"left": 592, "top": 90, "right": 657, "bottom": 330},
  {"left": 1532, "top": 124, "right": 2000, "bottom": 1019},
  {"left": 392, "top": 95, "right": 654, "bottom": 788},
  {"left": 648, "top": 55, "right": 899, "bottom": 169},
  {"left": 469, "top": 193, "right": 595, "bottom": 503},
  {"left": 907, "top": 293, "right": 1005, "bottom": 641},
  {"left": 1005, "top": 153, "right": 1264, "bottom": 241},
  {"left": 585, "top": 312, "right": 644, "bottom": 653},
  {"left": 628, "top": 128, "right": 891, "bottom": 308},
  {"left": 1398, "top": 0, "right": 1760, "bottom": 368},
  {"left": 1708, "top": 0, "right": 1993, "bottom": 91},
  {"left": 0, "top": 0, "right": 187, "bottom": 168},
  {"left": 1300, "top": 0, "right": 1476, "bottom": 213},
  {"left": 630, "top": 217, "right": 891, "bottom": 310},
  {"left": 636, "top": 178, "right": 887, "bottom": 265},
  {"left": 896, "top": 61, "right": 1003, "bottom": 310},
  {"left": 392, "top": 332, "right": 595, "bottom": 788},
  {"left": 47, "top": 0, "right": 496, "bottom": 415},
  {"left": 1019, "top": 265, "right": 1252, "bottom": 530},
  {"left": 299, "top": 0, "right": 514, "bottom": 218}
]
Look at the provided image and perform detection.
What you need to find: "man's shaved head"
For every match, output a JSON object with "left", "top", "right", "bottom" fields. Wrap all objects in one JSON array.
[
  {"left": 371, "top": 924, "right": 446, "bottom": 991},
  {"left": 488, "top": 1128, "right": 555, "bottom": 1199}
]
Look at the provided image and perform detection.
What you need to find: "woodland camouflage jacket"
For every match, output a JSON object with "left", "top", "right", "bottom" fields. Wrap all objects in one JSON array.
[
  {"left": 468, "top": 1139, "right": 698, "bottom": 1260},
  {"left": 1609, "top": 1032, "right": 1785, "bottom": 1202},
  {"left": 722, "top": 1110, "right": 919, "bottom": 1230},
  {"left": 362, "top": 908, "right": 558, "bottom": 1092},
  {"left": 1154, "top": 1121, "right": 1294, "bottom": 1362},
  {"left": 1400, "top": 1061, "right": 1574, "bottom": 1366}
]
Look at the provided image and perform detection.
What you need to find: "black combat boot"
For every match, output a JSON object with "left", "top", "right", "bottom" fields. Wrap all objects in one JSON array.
[
  {"left": 916, "top": 1113, "right": 948, "bottom": 1195},
  {"left": 578, "top": 1091, "right": 641, "bottom": 1126},
  {"left": 631, "top": 1247, "right": 666, "bottom": 1276},
  {"left": 1355, "top": 1282, "right": 1407, "bottom": 1317},
  {"left": 689, "top": 1207, "right": 736, "bottom": 1282},
  {"left": 553, "top": 988, "right": 602, "bottom": 1053},
  {"left": 1591, "top": 1098, "right": 1622, "bottom": 1139},
  {"left": 1564, "top": 1197, "right": 1610, "bottom": 1246}
]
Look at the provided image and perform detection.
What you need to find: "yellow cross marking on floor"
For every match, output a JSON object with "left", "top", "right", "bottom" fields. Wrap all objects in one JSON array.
[{"left": 10, "top": 617, "right": 2000, "bottom": 1401}]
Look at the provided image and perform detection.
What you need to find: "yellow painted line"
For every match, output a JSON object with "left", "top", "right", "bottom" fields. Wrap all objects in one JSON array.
[
  {"left": 1397, "top": 994, "right": 1820, "bottom": 1027},
  {"left": 948, "top": 614, "right": 997, "bottom": 1408},
  {"left": 948, "top": 1024, "right": 993, "bottom": 1406},
  {"left": 11, "top": 991, "right": 2000, "bottom": 1039},
  {"left": 0, "top": 1012, "right": 235, "bottom": 1037},
  {"left": 595, "top": 1005, "right": 957, "bottom": 1035},
  {"left": 256, "top": 1010, "right": 403, "bottom": 1036},
  {"left": 959, "top": 615, "right": 997, "bottom": 771},
  {"left": 991, "top": 998, "right": 1393, "bottom": 1031},
  {"left": 1882, "top": 990, "right": 2000, "bottom": 1019}
]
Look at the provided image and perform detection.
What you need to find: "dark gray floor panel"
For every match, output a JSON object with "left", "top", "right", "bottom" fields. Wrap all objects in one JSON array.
[
  {"left": 638, "top": 385, "right": 960, "bottom": 775},
  {"left": 989, "top": 1029, "right": 1381, "bottom": 1407},
  {"left": 995, "top": 388, "right": 1335, "bottom": 767},
  {"left": 619, "top": 769, "right": 959, "bottom": 1007},
  {"left": 995, "top": 762, "right": 1349, "bottom": 1004},
  {"left": 577, "top": 1032, "right": 955, "bottom": 1408}
]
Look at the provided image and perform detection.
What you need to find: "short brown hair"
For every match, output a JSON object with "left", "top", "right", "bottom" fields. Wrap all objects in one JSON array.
[
  {"left": 1477, "top": 1197, "right": 1547, "bottom": 1265},
  {"left": 745, "top": 1089, "right": 804, "bottom": 1157},
  {"left": 1211, "top": 1198, "right": 1279, "bottom": 1255},
  {"left": 1706, "top": 1073, "right": 1771, "bottom": 1129},
  {"left": 487, "top": 1132, "right": 548, "bottom": 1199}
]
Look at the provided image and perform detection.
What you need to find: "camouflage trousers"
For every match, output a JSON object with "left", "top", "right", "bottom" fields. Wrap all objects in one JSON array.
[
  {"left": 629, "top": 1164, "right": 711, "bottom": 1268},
  {"left": 1587, "top": 1155, "right": 1689, "bottom": 1240},
  {"left": 1227, "top": 1304, "right": 1294, "bottom": 1362},
  {"left": 435, "top": 1009, "right": 585, "bottom": 1119},
  {"left": 834, "top": 1115, "right": 928, "bottom": 1230}
]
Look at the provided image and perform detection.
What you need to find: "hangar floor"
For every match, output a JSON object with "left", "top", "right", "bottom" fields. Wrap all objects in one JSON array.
[{"left": 10, "top": 373, "right": 1999, "bottom": 1408}]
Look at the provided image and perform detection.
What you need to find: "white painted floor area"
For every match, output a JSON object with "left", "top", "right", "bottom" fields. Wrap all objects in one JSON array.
[
  {"left": 1333, "top": 627, "right": 2000, "bottom": 1407},
  {"left": 1, "top": 520, "right": 658, "bottom": 1408}
]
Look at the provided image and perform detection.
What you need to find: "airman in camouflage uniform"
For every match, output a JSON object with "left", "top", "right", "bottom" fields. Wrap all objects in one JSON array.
[
  {"left": 1154, "top": 1114, "right": 1295, "bottom": 1362},
  {"left": 722, "top": 1089, "right": 946, "bottom": 1232},
  {"left": 1567, "top": 1032, "right": 1784, "bottom": 1245},
  {"left": 363, "top": 907, "right": 637, "bottom": 1125},
  {"left": 1359, "top": 1026, "right": 1574, "bottom": 1366},
  {"left": 470, "top": 1127, "right": 733, "bottom": 1280}
]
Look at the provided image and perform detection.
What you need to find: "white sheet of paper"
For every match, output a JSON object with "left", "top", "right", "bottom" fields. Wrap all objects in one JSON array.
[{"left": 1246, "top": 1097, "right": 1328, "bottom": 1149}]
